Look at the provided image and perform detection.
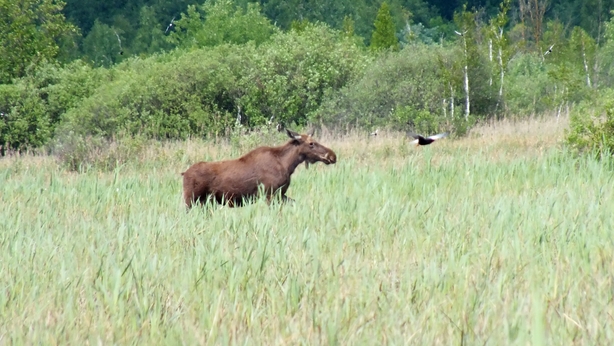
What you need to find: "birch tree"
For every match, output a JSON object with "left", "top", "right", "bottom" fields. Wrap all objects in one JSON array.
[
  {"left": 487, "top": 0, "right": 511, "bottom": 114},
  {"left": 453, "top": 6, "right": 477, "bottom": 120}
]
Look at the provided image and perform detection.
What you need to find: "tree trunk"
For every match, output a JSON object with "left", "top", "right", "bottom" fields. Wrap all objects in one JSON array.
[
  {"left": 581, "top": 40, "right": 592, "bottom": 88},
  {"left": 462, "top": 36, "right": 470, "bottom": 120}
]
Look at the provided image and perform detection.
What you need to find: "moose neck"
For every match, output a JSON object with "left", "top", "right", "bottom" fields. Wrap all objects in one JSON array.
[{"left": 277, "top": 142, "right": 305, "bottom": 175}]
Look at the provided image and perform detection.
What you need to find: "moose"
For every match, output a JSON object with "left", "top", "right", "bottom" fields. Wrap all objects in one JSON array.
[{"left": 182, "top": 129, "right": 337, "bottom": 208}]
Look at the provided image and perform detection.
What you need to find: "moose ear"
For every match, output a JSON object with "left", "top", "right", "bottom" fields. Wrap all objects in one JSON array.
[
  {"left": 307, "top": 129, "right": 314, "bottom": 137},
  {"left": 286, "top": 129, "right": 302, "bottom": 140}
]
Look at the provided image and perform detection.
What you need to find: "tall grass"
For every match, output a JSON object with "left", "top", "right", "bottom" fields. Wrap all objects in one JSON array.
[{"left": 1, "top": 116, "right": 613, "bottom": 344}]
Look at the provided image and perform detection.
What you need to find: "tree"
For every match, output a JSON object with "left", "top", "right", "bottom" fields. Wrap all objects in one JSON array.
[
  {"left": 82, "top": 20, "right": 124, "bottom": 67},
  {"left": 518, "top": 0, "right": 549, "bottom": 49},
  {"left": 487, "top": 0, "right": 511, "bottom": 114},
  {"left": 454, "top": 6, "right": 476, "bottom": 120},
  {"left": 569, "top": 27, "right": 597, "bottom": 88},
  {"left": 133, "top": 6, "right": 171, "bottom": 56},
  {"left": 370, "top": 2, "right": 399, "bottom": 52},
  {"left": 169, "top": 0, "right": 277, "bottom": 49},
  {"left": 0, "top": 0, "right": 78, "bottom": 83},
  {"left": 342, "top": 15, "right": 356, "bottom": 39}
]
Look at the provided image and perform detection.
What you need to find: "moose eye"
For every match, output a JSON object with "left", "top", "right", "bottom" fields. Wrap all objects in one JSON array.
[{"left": 309, "top": 142, "right": 314, "bottom": 148}]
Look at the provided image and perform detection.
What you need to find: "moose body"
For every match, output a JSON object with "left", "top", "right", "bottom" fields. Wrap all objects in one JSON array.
[{"left": 182, "top": 130, "right": 337, "bottom": 208}]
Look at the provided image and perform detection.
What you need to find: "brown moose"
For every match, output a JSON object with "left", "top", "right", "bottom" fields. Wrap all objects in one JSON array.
[{"left": 181, "top": 129, "right": 337, "bottom": 208}]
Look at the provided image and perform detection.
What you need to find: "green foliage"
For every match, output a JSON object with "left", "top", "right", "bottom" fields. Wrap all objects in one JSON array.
[
  {"left": 313, "top": 43, "right": 472, "bottom": 133},
  {"left": 227, "top": 124, "right": 285, "bottom": 154},
  {"left": 169, "top": 0, "right": 278, "bottom": 49},
  {"left": 239, "top": 23, "right": 370, "bottom": 127},
  {"left": 6, "top": 2, "right": 614, "bottom": 154},
  {"left": 56, "top": 48, "right": 242, "bottom": 140},
  {"left": 504, "top": 54, "right": 554, "bottom": 115},
  {"left": 342, "top": 15, "right": 356, "bottom": 39},
  {"left": 0, "top": 60, "right": 109, "bottom": 153},
  {"left": 0, "top": 0, "right": 78, "bottom": 83},
  {"left": 370, "top": 2, "right": 399, "bottom": 52},
  {"left": 52, "top": 132, "right": 146, "bottom": 171},
  {"left": 82, "top": 20, "right": 126, "bottom": 67},
  {"left": 566, "top": 88, "right": 614, "bottom": 158},
  {"left": 393, "top": 106, "right": 440, "bottom": 135},
  {"left": 133, "top": 6, "right": 172, "bottom": 56},
  {"left": 0, "top": 83, "right": 50, "bottom": 153},
  {"left": 54, "top": 24, "right": 368, "bottom": 150},
  {"left": 596, "top": 11, "right": 614, "bottom": 87}
]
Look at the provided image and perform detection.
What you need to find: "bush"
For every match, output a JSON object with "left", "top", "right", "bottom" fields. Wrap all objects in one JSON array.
[
  {"left": 504, "top": 53, "right": 590, "bottom": 117},
  {"left": 0, "top": 82, "right": 50, "bottom": 153},
  {"left": 238, "top": 23, "right": 370, "bottom": 127},
  {"left": 56, "top": 24, "right": 369, "bottom": 142},
  {"left": 56, "top": 47, "right": 245, "bottom": 140},
  {"left": 0, "top": 60, "right": 109, "bottom": 154},
  {"left": 52, "top": 131, "right": 146, "bottom": 171},
  {"left": 312, "top": 44, "right": 462, "bottom": 133},
  {"left": 566, "top": 88, "right": 614, "bottom": 158}
]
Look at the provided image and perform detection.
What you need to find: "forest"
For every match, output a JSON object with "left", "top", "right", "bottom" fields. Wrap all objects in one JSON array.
[{"left": 1, "top": 0, "right": 614, "bottom": 161}]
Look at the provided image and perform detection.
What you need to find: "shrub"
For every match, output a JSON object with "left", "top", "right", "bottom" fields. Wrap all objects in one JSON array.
[
  {"left": 503, "top": 54, "right": 552, "bottom": 115},
  {"left": 56, "top": 24, "right": 369, "bottom": 143},
  {"left": 0, "top": 60, "right": 109, "bottom": 154},
  {"left": 237, "top": 23, "right": 370, "bottom": 127},
  {"left": 56, "top": 47, "right": 244, "bottom": 140},
  {"left": 566, "top": 88, "right": 614, "bottom": 158},
  {"left": 52, "top": 131, "right": 146, "bottom": 171},
  {"left": 0, "top": 82, "right": 50, "bottom": 154},
  {"left": 312, "top": 44, "right": 460, "bottom": 132}
]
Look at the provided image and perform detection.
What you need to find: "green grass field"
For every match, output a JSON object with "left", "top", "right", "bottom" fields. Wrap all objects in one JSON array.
[{"left": 1, "top": 117, "right": 614, "bottom": 344}]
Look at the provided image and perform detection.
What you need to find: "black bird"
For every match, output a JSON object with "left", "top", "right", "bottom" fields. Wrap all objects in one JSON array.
[{"left": 407, "top": 132, "right": 449, "bottom": 146}]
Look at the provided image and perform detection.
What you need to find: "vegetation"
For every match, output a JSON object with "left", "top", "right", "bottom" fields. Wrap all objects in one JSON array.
[
  {"left": 1, "top": 0, "right": 614, "bottom": 156},
  {"left": 370, "top": 2, "right": 399, "bottom": 52},
  {"left": 0, "top": 0, "right": 78, "bottom": 83},
  {"left": 2, "top": 0, "right": 613, "bottom": 342},
  {"left": 2, "top": 117, "right": 614, "bottom": 343}
]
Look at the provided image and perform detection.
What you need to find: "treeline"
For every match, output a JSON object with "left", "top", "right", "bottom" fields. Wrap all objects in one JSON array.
[
  {"left": 1, "top": 0, "right": 614, "bottom": 162},
  {"left": 58, "top": 0, "right": 614, "bottom": 63}
]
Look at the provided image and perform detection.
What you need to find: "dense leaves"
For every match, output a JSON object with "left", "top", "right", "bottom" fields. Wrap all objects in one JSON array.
[
  {"left": 168, "top": 0, "right": 278, "bottom": 48},
  {"left": 370, "top": 2, "right": 399, "bottom": 52},
  {"left": 0, "top": 0, "right": 78, "bottom": 83},
  {"left": 1, "top": 0, "right": 614, "bottom": 158},
  {"left": 54, "top": 24, "right": 367, "bottom": 143}
]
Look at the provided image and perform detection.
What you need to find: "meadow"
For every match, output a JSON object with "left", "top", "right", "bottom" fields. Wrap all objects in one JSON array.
[{"left": 1, "top": 116, "right": 614, "bottom": 344}]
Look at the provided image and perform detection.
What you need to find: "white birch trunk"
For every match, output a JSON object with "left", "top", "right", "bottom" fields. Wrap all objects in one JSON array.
[
  {"left": 498, "top": 46, "right": 504, "bottom": 100},
  {"left": 581, "top": 40, "right": 592, "bottom": 88},
  {"left": 450, "top": 84, "right": 455, "bottom": 119},
  {"left": 489, "top": 39, "right": 493, "bottom": 86},
  {"left": 463, "top": 36, "right": 470, "bottom": 120}
]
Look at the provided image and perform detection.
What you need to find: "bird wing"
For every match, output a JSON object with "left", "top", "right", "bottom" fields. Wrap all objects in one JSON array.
[
  {"left": 165, "top": 16, "right": 176, "bottom": 33},
  {"left": 427, "top": 132, "right": 449, "bottom": 140}
]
